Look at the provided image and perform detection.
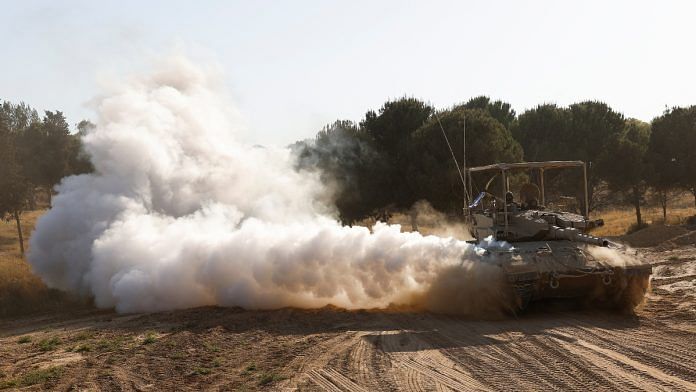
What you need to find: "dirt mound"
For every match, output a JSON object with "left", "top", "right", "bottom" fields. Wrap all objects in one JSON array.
[{"left": 619, "top": 225, "right": 689, "bottom": 248}]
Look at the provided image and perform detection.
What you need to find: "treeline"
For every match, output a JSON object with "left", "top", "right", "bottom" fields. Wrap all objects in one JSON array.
[
  {"left": 2, "top": 97, "right": 695, "bottom": 252},
  {"left": 0, "top": 101, "right": 92, "bottom": 254},
  {"left": 295, "top": 97, "right": 696, "bottom": 226}
]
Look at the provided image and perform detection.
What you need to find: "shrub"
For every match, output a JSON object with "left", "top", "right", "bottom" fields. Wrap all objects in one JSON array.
[{"left": 38, "top": 337, "right": 60, "bottom": 351}]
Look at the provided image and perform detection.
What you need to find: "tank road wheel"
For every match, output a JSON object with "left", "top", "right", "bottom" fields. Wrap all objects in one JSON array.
[
  {"left": 511, "top": 280, "right": 537, "bottom": 312},
  {"left": 613, "top": 272, "right": 651, "bottom": 310},
  {"left": 592, "top": 267, "right": 651, "bottom": 311}
]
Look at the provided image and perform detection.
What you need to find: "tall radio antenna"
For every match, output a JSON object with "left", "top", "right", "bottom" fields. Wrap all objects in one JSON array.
[
  {"left": 462, "top": 114, "right": 468, "bottom": 207},
  {"left": 434, "top": 112, "right": 468, "bottom": 207}
]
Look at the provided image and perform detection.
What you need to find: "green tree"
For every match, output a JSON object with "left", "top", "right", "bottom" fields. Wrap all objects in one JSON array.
[
  {"left": 360, "top": 97, "right": 434, "bottom": 208},
  {"left": 460, "top": 96, "right": 516, "bottom": 130},
  {"left": 16, "top": 111, "right": 73, "bottom": 204},
  {"left": 1, "top": 101, "right": 41, "bottom": 208},
  {"left": 406, "top": 108, "right": 523, "bottom": 212},
  {"left": 513, "top": 101, "right": 625, "bottom": 211},
  {"left": 599, "top": 119, "right": 651, "bottom": 226},
  {"left": 0, "top": 117, "right": 31, "bottom": 254},
  {"left": 650, "top": 106, "right": 696, "bottom": 209},
  {"left": 0, "top": 101, "right": 40, "bottom": 133},
  {"left": 294, "top": 120, "right": 389, "bottom": 224},
  {"left": 361, "top": 97, "right": 434, "bottom": 156},
  {"left": 513, "top": 104, "right": 570, "bottom": 161},
  {"left": 68, "top": 120, "right": 95, "bottom": 175}
]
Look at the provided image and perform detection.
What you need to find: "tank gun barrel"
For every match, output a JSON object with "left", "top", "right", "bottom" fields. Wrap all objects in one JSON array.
[{"left": 548, "top": 226, "right": 609, "bottom": 247}]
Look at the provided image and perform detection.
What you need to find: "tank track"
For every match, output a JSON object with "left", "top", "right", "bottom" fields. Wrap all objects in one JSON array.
[{"left": 507, "top": 271, "right": 540, "bottom": 311}]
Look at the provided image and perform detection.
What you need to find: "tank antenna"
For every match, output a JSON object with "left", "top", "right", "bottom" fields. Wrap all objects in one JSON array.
[
  {"left": 434, "top": 112, "right": 468, "bottom": 206},
  {"left": 462, "top": 114, "right": 468, "bottom": 208}
]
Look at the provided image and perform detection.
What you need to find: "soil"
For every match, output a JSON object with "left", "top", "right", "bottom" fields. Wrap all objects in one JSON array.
[{"left": 1, "top": 228, "right": 695, "bottom": 391}]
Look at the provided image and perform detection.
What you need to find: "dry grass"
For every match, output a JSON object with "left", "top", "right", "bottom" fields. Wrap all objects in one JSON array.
[
  {"left": 0, "top": 210, "right": 87, "bottom": 318},
  {"left": 591, "top": 205, "right": 695, "bottom": 237},
  {"left": 0, "top": 200, "right": 692, "bottom": 318}
]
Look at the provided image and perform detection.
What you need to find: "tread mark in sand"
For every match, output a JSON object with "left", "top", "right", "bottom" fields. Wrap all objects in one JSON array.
[
  {"left": 550, "top": 332, "right": 696, "bottom": 391},
  {"left": 308, "top": 368, "right": 368, "bottom": 392},
  {"left": 398, "top": 357, "right": 491, "bottom": 392}
]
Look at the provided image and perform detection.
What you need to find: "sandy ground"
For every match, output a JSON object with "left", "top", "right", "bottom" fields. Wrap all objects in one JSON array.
[{"left": 1, "top": 229, "right": 695, "bottom": 391}]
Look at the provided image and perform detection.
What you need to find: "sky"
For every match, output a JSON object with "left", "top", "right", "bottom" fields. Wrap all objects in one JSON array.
[{"left": 2, "top": 0, "right": 695, "bottom": 145}]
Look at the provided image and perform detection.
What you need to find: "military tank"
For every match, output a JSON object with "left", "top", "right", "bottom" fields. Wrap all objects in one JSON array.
[{"left": 464, "top": 161, "right": 652, "bottom": 311}]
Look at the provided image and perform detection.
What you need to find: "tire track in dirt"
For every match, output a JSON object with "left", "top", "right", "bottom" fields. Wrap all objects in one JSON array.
[
  {"left": 404, "top": 316, "right": 551, "bottom": 390},
  {"left": 434, "top": 318, "right": 604, "bottom": 390},
  {"left": 514, "top": 316, "right": 666, "bottom": 391},
  {"left": 375, "top": 329, "right": 434, "bottom": 392},
  {"left": 559, "top": 314, "right": 696, "bottom": 372},
  {"left": 433, "top": 316, "right": 644, "bottom": 391},
  {"left": 330, "top": 330, "right": 399, "bottom": 392},
  {"left": 279, "top": 331, "right": 362, "bottom": 390},
  {"left": 307, "top": 369, "right": 368, "bottom": 392},
  {"left": 550, "top": 329, "right": 696, "bottom": 391},
  {"left": 565, "top": 322, "right": 696, "bottom": 382},
  {"left": 378, "top": 315, "right": 495, "bottom": 391}
]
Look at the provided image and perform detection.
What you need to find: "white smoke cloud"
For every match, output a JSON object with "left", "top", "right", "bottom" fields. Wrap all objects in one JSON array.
[{"left": 28, "top": 56, "right": 498, "bottom": 314}]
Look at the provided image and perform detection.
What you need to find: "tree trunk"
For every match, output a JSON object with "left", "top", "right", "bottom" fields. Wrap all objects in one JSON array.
[
  {"left": 47, "top": 185, "right": 53, "bottom": 206},
  {"left": 28, "top": 187, "right": 37, "bottom": 210},
  {"left": 13, "top": 210, "right": 24, "bottom": 255},
  {"left": 659, "top": 189, "right": 667, "bottom": 222},
  {"left": 633, "top": 186, "right": 642, "bottom": 227}
]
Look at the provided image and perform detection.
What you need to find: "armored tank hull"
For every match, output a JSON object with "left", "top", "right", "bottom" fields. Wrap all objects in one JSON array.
[
  {"left": 478, "top": 241, "right": 652, "bottom": 311},
  {"left": 464, "top": 161, "right": 653, "bottom": 312}
]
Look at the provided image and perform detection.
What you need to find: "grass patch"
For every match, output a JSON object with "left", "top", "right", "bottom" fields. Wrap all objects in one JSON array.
[
  {"left": 194, "top": 367, "right": 212, "bottom": 375},
  {"left": 96, "top": 336, "right": 129, "bottom": 351},
  {"left": 626, "top": 221, "right": 649, "bottom": 234},
  {"left": 591, "top": 202, "right": 695, "bottom": 237},
  {"left": 142, "top": 331, "right": 157, "bottom": 345},
  {"left": 75, "top": 344, "right": 92, "bottom": 353},
  {"left": 37, "top": 337, "right": 61, "bottom": 351},
  {"left": 0, "top": 366, "right": 63, "bottom": 389},
  {"left": 73, "top": 331, "right": 95, "bottom": 341},
  {"left": 258, "top": 372, "right": 285, "bottom": 386},
  {"left": 17, "top": 335, "right": 31, "bottom": 344},
  {"left": 241, "top": 363, "right": 256, "bottom": 375},
  {"left": 0, "top": 210, "right": 89, "bottom": 319},
  {"left": 169, "top": 352, "right": 186, "bottom": 360},
  {"left": 203, "top": 341, "right": 220, "bottom": 352}
]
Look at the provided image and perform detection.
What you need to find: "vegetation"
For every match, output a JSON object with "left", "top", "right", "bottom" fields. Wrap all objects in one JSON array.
[
  {"left": 0, "top": 366, "right": 63, "bottom": 389},
  {"left": 257, "top": 372, "right": 285, "bottom": 385},
  {"left": 0, "top": 101, "right": 92, "bottom": 254},
  {"left": 194, "top": 366, "right": 212, "bottom": 375},
  {"left": 241, "top": 363, "right": 257, "bottom": 375},
  {"left": 298, "top": 97, "right": 696, "bottom": 227},
  {"left": 1, "top": 96, "right": 696, "bottom": 237},
  {"left": 17, "top": 336, "right": 31, "bottom": 344},
  {"left": 650, "top": 106, "right": 696, "bottom": 209},
  {"left": 142, "top": 331, "right": 157, "bottom": 345},
  {"left": 38, "top": 336, "right": 61, "bottom": 351},
  {"left": 0, "top": 211, "right": 88, "bottom": 318}
]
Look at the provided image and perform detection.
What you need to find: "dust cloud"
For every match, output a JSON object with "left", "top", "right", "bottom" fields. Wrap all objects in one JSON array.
[
  {"left": 405, "top": 200, "right": 473, "bottom": 240},
  {"left": 27, "top": 56, "right": 509, "bottom": 315}
]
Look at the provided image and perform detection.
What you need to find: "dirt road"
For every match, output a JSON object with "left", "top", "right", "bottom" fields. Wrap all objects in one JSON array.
[{"left": 1, "top": 230, "right": 694, "bottom": 391}]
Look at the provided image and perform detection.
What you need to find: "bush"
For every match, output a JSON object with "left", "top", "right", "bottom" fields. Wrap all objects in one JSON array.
[
  {"left": 0, "top": 366, "right": 63, "bottom": 389},
  {"left": 258, "top": 372, "right": 285, "bottom": 386},
  {"left": 626, "top": 221, "right": 649, "bottom": 234},
  {"left": 686, "top": 215, "right": 696, "bottom": 226},
  {"left": 38, "top": 337, "right": 60, "bottom": 352},
  {"left": 142, "top": 332, "right": 157, "bottom": 345}
]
